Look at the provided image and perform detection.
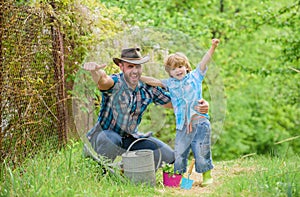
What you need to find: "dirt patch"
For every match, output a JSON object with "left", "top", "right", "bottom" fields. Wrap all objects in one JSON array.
[{"left": 156, "top": 160, "right": 256, "bottom": 196}]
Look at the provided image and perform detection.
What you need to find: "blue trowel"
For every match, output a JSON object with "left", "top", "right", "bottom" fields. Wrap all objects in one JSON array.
[{"left": 180, "top": 159, "right": 195, "bottom": 190}]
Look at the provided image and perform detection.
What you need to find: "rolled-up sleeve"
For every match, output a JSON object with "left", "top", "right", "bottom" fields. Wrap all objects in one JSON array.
[{"left": 152, "top": 86, "right": 171, "bottom": 105}]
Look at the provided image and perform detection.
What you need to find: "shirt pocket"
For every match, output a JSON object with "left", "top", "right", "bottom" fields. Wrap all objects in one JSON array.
[
  {"left": 118, "top": 94, "right": 130, "bottom": 113},
  {"left": 183, "top": 80, "right": 198, "bottom": 102},
  {"left": 168, "top": 83, "right": 182, "bottom": 98}
]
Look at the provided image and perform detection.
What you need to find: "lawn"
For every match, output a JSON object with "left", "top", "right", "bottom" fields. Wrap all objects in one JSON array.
[{"left": 1, "top": 141, "right": 299, "bottom": 197}]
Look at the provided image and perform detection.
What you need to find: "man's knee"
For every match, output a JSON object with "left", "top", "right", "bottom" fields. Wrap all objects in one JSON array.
[
  {"left": 93, "top": 130, "right": 123, "bottom": 160},
  {"left": 95, "top": 130, "right": 122, "bottom": 145}
]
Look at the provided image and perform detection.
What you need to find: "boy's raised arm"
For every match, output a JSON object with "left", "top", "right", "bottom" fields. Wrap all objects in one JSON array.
[
  {"left": 199, "top": 39, "right": 220, "bottom": 71},
  {"left": 83, "top": 62, "right": 114, "bottom": 90}
]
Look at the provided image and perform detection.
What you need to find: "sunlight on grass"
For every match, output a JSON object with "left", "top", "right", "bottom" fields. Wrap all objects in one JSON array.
[
  {"left": 210, "top": 155, "right": 300, "bottom": 197},
  {"left": 1, "top": 141, "right": 299, "bottom": 196},
  {"left": 0, "top": 141, "right": 157, "bottom": 196}
]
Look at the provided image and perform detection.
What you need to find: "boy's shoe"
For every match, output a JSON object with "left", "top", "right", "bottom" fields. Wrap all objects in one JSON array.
[
  {"left": 201, "top": 170, "right": 213, "bottom": 187},
  {"left": 192, "top": 180, "right": 201, "bottom": 186}
]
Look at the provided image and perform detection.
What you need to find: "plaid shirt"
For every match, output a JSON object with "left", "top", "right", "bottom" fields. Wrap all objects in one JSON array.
[
  {"left": 162, "top": 66, "right": 209, "bottom": 130},
  {"left": 97, "top": 73, "right": 171, "bottom": 137}
]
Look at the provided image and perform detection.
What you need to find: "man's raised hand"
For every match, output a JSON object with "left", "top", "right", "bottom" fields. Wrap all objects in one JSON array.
[{"left": 83, "top": 62, "right": 107, "bottom": 71}]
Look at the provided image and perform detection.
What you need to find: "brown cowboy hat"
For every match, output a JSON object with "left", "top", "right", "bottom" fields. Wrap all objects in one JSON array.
[{"left": 113, "top": 47, "right": 150, "bottom": 66}]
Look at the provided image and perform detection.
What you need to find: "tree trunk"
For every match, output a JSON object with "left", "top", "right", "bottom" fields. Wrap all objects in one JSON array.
[
  {"left": 220, "top": 0, "right": 224, "bottom": 12},
  {"left": 50, "top": 2, "right": 68, "bottom": 147},
  {"left": 0, "top": 0, "right": 4, "bottom": 163}
]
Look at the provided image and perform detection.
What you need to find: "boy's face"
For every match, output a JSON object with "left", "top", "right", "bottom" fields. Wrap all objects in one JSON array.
[
  {"left": 169, "top": 65, "right": 187, "bottom": 80},
  {"left": 119, "top": 61, "right": 142, "bottom": 88}
]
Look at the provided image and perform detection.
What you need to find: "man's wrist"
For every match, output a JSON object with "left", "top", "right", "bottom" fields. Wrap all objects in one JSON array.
[{"left": 91, "top": 70, "right": 102, "bottom": 84}]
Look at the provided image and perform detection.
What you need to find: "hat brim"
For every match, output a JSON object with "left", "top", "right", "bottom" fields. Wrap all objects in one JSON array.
[{"left": 113, "top": 55, "right": 150, "bottom": 66}]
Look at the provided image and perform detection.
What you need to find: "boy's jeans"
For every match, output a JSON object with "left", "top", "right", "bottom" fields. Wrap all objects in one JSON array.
[{"left": 174, "top": 118, "right": 214, "bottom": 174}]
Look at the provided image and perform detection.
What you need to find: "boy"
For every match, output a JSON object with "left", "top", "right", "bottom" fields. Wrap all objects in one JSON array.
[{"left": 141, "top": 39, "right": 220, "bottom": 186}]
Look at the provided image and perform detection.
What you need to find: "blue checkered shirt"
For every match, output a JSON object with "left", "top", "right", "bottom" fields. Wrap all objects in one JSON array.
[
  {"left": 97, "top": 73, "right": 171, "bottom": 137},
  {"left": 162, "top": 66, "right": 209, "bottom": 130}
]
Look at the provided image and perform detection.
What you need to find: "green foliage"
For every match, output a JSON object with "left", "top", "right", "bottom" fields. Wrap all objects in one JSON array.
[
  {"left": 99, "top": 0, "right": 300, "bottom": 160},
  {"left": 0, "top": 141, "right": 157, "bottom": 196},
  {"left": 213, "top": 26, "right": 300, "bottom": 159},
  {"left": 161, "top": 162, "right": 181, "bottom": 175},
  {"left": 211, "top": 155, "right": 300, "bottom": 197},
  {"left": 12, "top": 0, "right": 297, "bottom": 162},
  {"left": 3, "top": 0, "right": 299, "bottom": 195},
  {"left": 46, "top": 0, "right": 125, "bottom": 81},
  {"left": 1, "top": 142, "right": 299, "bottom": 196}
]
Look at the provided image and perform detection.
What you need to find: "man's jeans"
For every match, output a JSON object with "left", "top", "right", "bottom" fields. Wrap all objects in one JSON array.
[
  {"left": 174, "top": 118, "right": 214, "bottom": 174},
  {"left": 84, "top": 122, "right": 175, "bottom": 167}
]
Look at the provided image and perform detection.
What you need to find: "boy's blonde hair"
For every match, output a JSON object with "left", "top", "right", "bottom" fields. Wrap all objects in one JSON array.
[{"left": 164, "top": 52, "right": 192, "bottom": 76}]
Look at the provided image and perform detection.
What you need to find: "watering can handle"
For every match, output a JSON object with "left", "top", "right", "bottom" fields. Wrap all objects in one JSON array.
[{"left": 126, "top": 138, "right": 162, "bottom": 171}]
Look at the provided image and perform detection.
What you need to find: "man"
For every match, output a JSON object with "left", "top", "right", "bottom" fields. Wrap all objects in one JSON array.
[{"left": 83, "top": 47, "right": 209, "bottom": 167}]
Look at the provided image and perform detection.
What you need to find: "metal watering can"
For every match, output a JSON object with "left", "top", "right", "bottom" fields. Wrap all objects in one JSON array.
[{"left": 121, "top": 138, "right": 161, "bottom": 186}]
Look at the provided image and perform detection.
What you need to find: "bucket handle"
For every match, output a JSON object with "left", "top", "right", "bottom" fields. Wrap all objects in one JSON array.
[{"left": 126, "top": 138, "right": 162, "bottom": 171}]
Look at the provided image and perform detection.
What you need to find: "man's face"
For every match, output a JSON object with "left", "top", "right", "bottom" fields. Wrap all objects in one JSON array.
[{"left": 119, "top": 62, "right": 142, "bottom": 88}]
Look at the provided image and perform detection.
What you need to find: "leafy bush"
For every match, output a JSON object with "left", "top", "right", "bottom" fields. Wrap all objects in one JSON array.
[{"left": 99, "top": 0, "right": 300, "bottom": 160}]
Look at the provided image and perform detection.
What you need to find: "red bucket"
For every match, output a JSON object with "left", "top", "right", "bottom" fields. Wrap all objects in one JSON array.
[{"left": 163, "top": 172, "right": 182, "bottom": 187}]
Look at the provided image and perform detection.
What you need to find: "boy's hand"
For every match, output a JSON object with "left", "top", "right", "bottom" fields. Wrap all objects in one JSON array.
[
  {"left": 212, "top": 38, "right": 220, "bottom": 47},
  {"left": 83, "top": 62, "right": 107, "bottom": 71},
  {"left": 194, "top": 99, "right": 209, "bottom": 114}
]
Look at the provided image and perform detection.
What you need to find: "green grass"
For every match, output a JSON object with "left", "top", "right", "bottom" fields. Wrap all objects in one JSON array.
[
  {"left": 1, "top": 141, "right": 299, "bottom": 197},
  {"left": 210, "top": 155, "right": 300, "bottom": 197}
]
